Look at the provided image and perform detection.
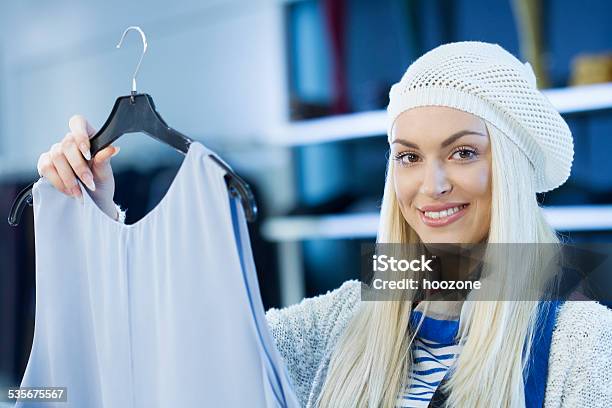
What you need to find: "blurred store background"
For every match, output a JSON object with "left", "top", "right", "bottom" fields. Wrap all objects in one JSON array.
[{"left": 1, "top": 0, "right": 611, "bottom": 392}]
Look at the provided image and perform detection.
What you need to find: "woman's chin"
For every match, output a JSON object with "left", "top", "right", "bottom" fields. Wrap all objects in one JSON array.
[{"left": 418, "top": 230, "right": 470, "bottom": 245}]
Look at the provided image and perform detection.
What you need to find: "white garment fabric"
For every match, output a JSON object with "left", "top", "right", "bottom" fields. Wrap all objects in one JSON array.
[{"left": 18, "top": 141, "right": 299, "bottom": 408}]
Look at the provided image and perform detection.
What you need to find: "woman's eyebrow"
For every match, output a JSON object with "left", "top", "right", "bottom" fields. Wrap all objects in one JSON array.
[{"left": 391, "top": 130, "right": 487, "bottom": 149}]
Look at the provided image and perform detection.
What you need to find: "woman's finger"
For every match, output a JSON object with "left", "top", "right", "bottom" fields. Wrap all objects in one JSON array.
[
  {"left": 50, "top": 143, "right": 81, "bottom": 197},
  {"left": 46, "top": 167, "right": 73, "bottom": 196},
  {"left": 63, "top": 134, "right": 96, "bottom": 191},
  {"left": 38, "top": 152, "right": 72, "bottom": 196},
  {"left": 68, "top": 114, "right": 96, "bottom": 160}
]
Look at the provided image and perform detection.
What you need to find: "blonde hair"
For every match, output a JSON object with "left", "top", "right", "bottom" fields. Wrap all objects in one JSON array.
[{"left": 316, "top": 120, "right": 562, "bottom": 407}]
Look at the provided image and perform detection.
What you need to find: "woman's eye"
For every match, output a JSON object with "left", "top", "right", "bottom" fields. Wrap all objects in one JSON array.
[
  {"left": 451, "top": 148, "right": 478, "bottom": 161},
  {"left": 393, "top": 148, "right": 478, "bottom": 166},
  {"left": 394, "top": 152, "right": 419, "bottom": 166}
]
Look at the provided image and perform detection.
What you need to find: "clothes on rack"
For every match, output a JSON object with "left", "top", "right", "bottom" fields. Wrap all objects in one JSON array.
[{"left": 17, "top": 141, "right": 299, "bottom": 407}]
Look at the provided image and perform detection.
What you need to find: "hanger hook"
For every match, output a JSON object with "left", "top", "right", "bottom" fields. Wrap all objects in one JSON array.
[{"left": 116, "top": 26, "right": 148, "bottom": 95}]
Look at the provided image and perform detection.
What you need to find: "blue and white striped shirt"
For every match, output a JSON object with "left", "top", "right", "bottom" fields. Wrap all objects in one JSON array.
[{"left": 396, "top": 310, "right": 461, "bottom": 407}]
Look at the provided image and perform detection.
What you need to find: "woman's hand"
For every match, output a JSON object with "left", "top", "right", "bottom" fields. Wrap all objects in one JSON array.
[{"left": 37, "top": 114, "right": 121, "bottom": 219}]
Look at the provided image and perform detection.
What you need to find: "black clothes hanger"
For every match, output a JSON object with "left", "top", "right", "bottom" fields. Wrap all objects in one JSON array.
[{"left": 8, "top": 26, "right": 257, "bottom": 227}]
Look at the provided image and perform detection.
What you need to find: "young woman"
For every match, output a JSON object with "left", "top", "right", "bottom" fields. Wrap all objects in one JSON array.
[{"left": 39, "top": 41, "right": 611, "bottom": 407}]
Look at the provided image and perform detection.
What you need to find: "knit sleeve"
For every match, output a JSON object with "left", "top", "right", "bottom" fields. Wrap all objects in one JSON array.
[
  {"left": 544, "top": 301, "right": 612, "bottom": 408},
  {"left": 264, "top": 279, "right": 361, "bottom": 407}
]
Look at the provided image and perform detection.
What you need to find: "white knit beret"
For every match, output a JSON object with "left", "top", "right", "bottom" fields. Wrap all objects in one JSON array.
[{"left": 387, "top": 41, "right": 574, "bottom": 193}]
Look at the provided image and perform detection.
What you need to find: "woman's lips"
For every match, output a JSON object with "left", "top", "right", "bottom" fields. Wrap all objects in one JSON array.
[{"left": 419, "top": 204, "right": 469, "bottom": 227}]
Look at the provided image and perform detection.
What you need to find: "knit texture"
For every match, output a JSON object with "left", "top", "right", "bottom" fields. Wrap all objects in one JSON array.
[
  {"left": 387, "top": 41, "right": 574, "bottom": 193},
  {"left": 265, "top": 279, "right": 612, "bottom": 408}
]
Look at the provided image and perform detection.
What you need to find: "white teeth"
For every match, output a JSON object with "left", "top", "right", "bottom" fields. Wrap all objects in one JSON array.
[{"left": 423, "top": 205, "right": 467, "bottom": 219}]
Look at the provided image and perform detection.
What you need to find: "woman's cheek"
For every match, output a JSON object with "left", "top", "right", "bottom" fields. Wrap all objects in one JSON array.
[
  {"left": 456, "top": 162, "right": 490, "bottom": 195},
  {"left": 394, "top": 171, "right": 420, "bottom": 208}
]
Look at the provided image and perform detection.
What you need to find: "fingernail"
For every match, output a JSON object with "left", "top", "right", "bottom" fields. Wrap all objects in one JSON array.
[
  {"left": 82, "top": 172, "right": 96, "bottom": 191},
  {"left": 80, "top": 143, "right": 91, "bottom": 160},
  {"left": 111, "top": 146, "right": 121, "bottom": 157}
]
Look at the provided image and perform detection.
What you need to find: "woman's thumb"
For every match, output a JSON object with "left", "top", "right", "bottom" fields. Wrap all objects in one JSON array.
[{"left": 91, "top": 145, "right": 120, "bottom": 167}]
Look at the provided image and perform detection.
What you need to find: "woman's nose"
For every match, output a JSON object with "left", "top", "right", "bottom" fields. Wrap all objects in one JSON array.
[{"left": 419, "top": 162, "right": 452, "bottom": 198}]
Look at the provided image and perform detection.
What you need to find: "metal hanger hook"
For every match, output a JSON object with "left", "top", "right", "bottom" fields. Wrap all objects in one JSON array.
[{"left": 116, "top": 26, "right": 148, "bottom": 94}]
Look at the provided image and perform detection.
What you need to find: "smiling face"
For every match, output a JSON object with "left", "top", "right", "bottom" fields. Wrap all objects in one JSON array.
[{"left": 390, "top": 106, "right": 492, "bottom": 244}]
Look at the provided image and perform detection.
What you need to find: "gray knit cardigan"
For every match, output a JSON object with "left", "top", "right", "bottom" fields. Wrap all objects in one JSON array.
[{"left": 264, "top": 279, "right": 612, "bottom": 408}]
